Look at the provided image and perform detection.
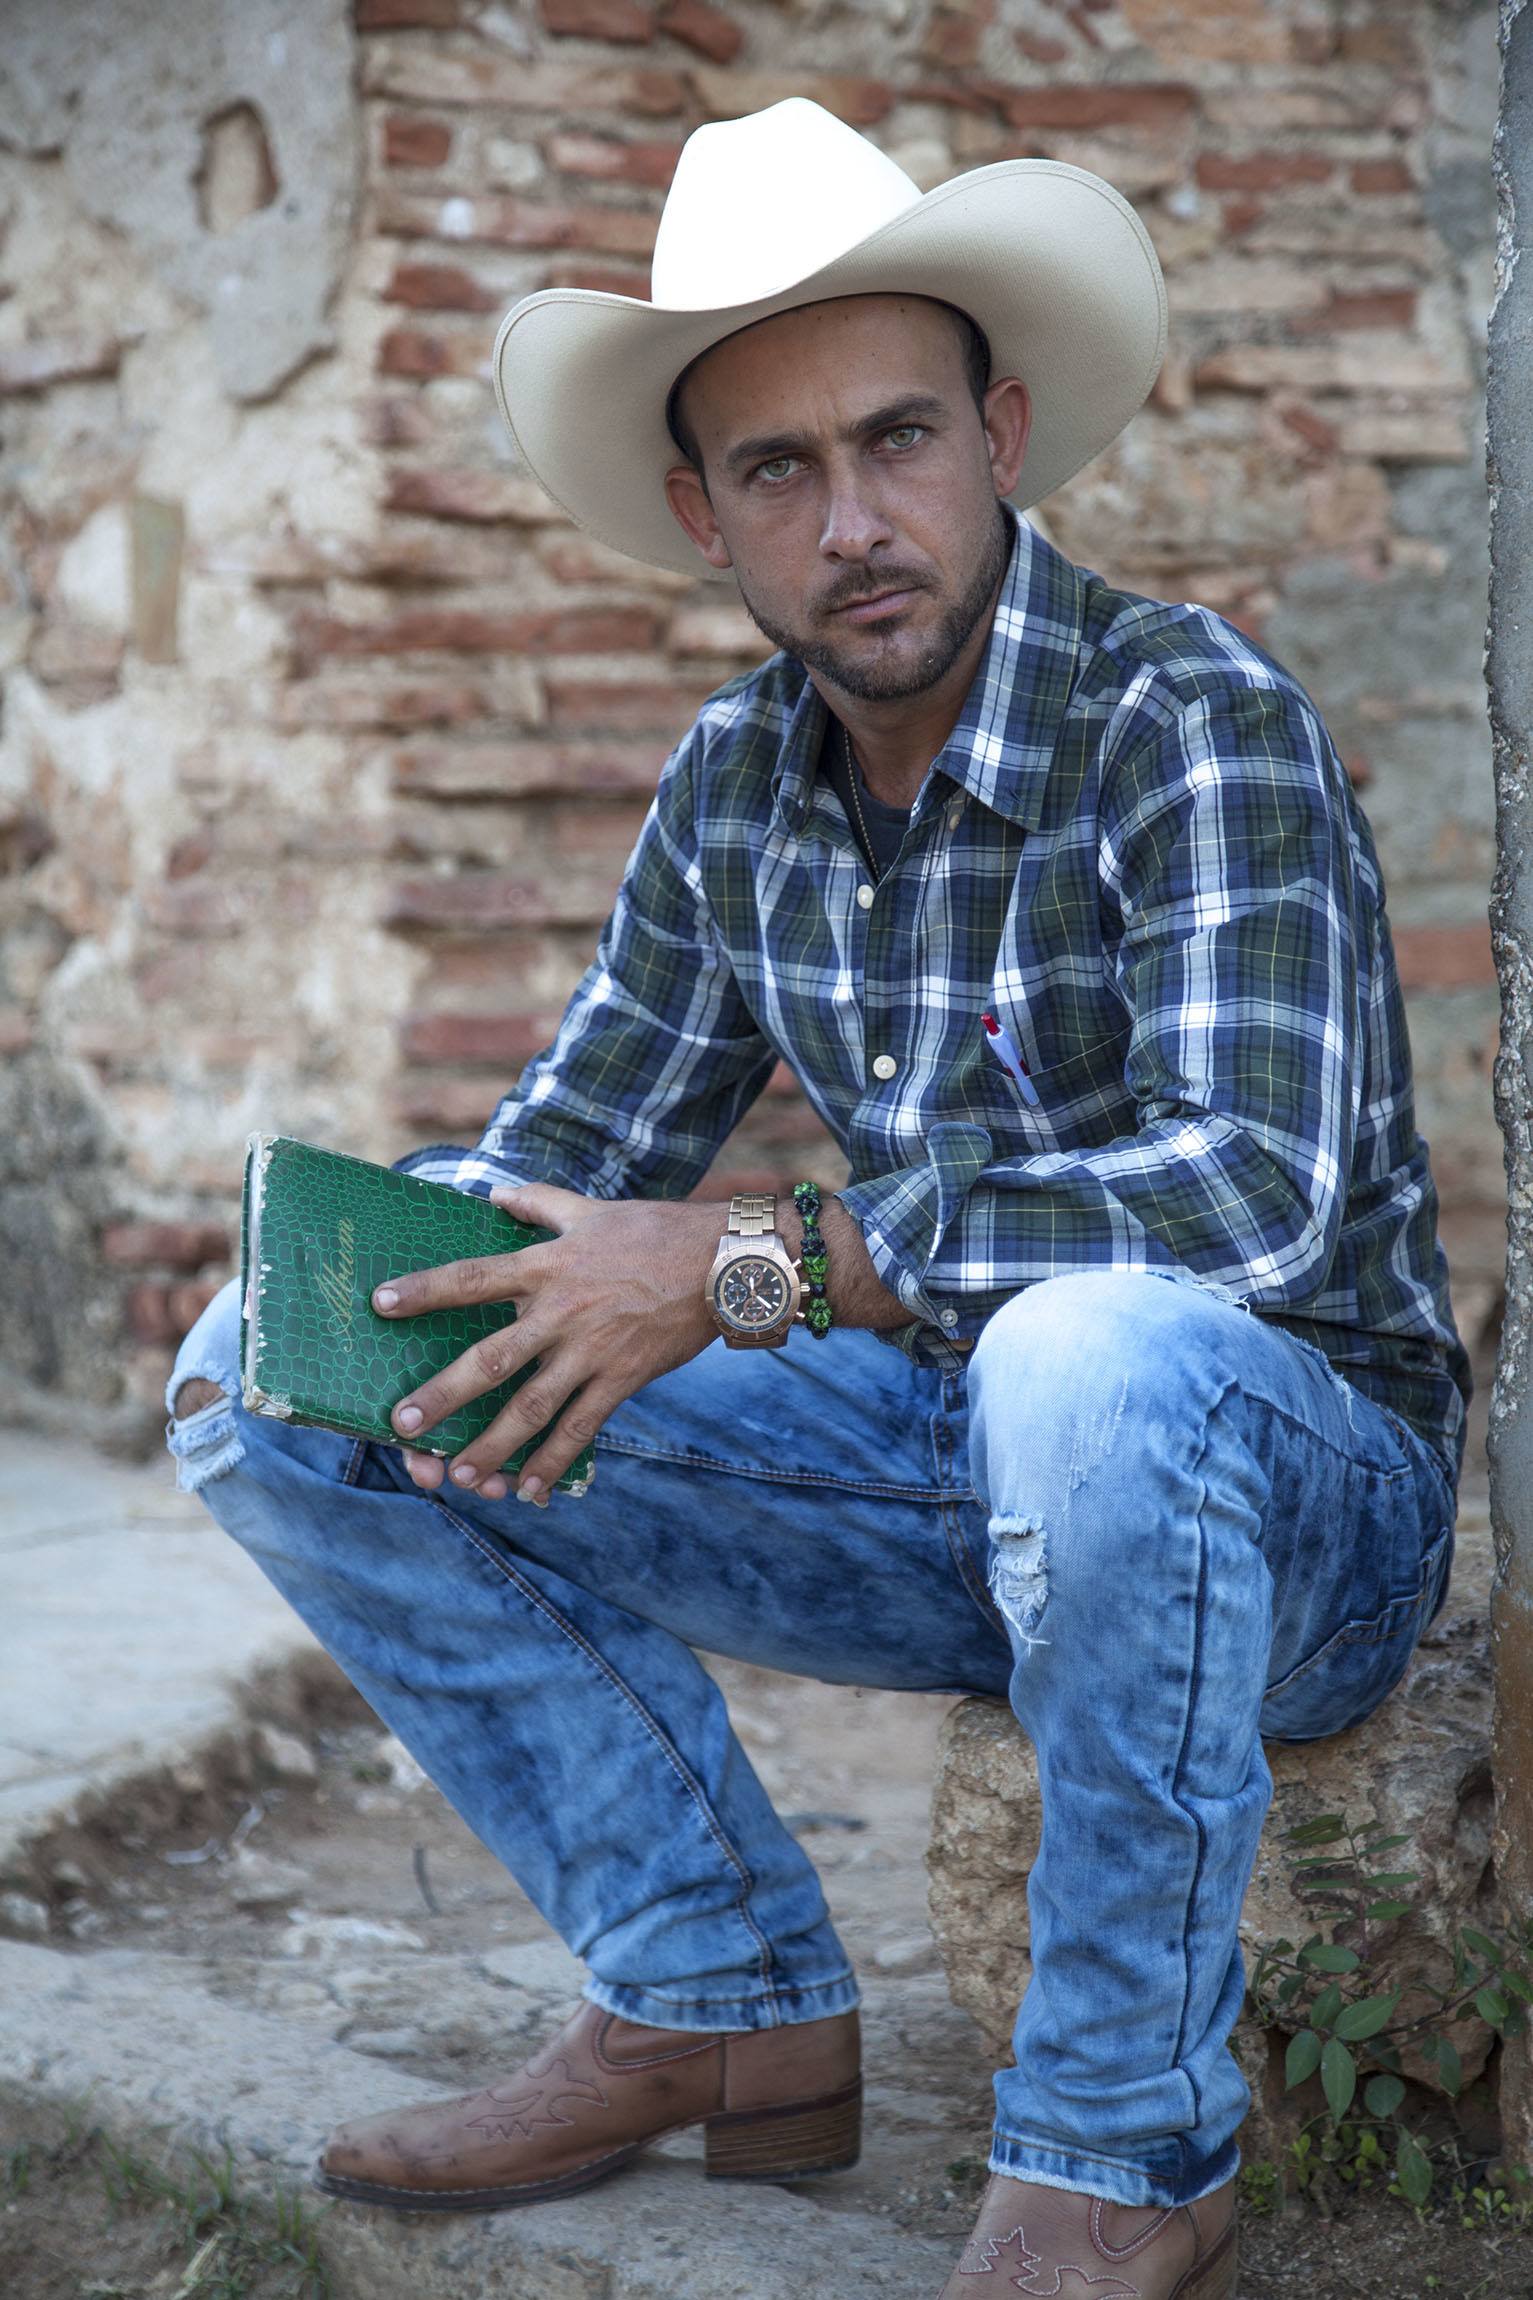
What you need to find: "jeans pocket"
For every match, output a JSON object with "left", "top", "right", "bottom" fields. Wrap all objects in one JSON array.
[{"left": 1259, "top": 1522, "right": 1454, "bottom": 1745}]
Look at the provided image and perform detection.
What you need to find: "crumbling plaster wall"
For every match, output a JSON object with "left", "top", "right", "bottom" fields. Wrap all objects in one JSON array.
[{"left": 0, "top": 0, "right": 1508, "bottom": 1443}]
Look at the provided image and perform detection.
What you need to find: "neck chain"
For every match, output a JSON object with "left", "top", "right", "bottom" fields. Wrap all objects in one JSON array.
[{"left": 841, "top": 724, "right": 882, "bottom": 885}]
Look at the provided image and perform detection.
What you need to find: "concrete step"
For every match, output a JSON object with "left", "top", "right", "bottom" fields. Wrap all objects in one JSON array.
[{"left": 0, "top": 1939, "right": 954, "bottom": 2298}]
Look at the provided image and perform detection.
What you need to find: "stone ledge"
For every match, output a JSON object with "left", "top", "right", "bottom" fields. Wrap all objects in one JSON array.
[{"left": 925, "top": 1507, "right": 1495, "bottom": 2147}]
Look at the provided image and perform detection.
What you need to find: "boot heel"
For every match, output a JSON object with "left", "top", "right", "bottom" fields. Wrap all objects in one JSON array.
[{"left": 704, "top": 2078, "right": 861, "bottom": 2180}]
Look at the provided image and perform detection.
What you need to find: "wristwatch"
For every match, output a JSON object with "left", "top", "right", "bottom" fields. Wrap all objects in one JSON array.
[{"left": 706, "top": 1192, "right": 802, "bottom": 1349}]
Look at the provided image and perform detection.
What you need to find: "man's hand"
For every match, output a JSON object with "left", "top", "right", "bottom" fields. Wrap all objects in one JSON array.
[{"left": 383, "top": 1184, "right": 722, "bottom": 1506}]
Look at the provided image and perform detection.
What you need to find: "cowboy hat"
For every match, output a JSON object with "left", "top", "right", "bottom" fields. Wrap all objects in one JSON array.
[{"left": 492, "top": 97, "right": 1167, "bottom": 578}]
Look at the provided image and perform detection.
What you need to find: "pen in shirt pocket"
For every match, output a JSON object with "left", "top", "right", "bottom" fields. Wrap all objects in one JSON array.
[{"left": 981, "top": 1011, "right": 1041, "bottom": 1107}]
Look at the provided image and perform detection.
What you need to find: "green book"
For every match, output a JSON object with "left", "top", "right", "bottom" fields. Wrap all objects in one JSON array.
[{"left": 239, "top": 1134, "right": 593, "bottom": 1495}]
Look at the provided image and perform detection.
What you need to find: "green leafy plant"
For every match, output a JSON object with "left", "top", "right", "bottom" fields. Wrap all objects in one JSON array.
[{"left": 1248, "top": 1811, "right": 1533, "bottom": 2211}]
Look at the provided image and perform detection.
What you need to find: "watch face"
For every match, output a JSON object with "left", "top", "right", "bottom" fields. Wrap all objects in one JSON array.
[{"left": 715, "top": 1254, "right": 792, "bottom": 1334}]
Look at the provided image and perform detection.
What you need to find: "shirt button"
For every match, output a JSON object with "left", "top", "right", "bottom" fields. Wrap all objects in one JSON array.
[
  {"left": 856, "top": 883, "right": 874, "bottom": 910},
  {"left": 941, "top": 1309, "right": 959, "bottom": 1328},
  {"left": 872, "top": 1053, "right": 898, "bottom": 1081},
  {"left": 947, "top": 803, "right": 964, "bottom": 831}
]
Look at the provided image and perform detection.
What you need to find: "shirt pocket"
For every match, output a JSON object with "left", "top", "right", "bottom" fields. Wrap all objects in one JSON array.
[{"left": 979, "top": 1028, "right": 1136, "bottom": 1154}]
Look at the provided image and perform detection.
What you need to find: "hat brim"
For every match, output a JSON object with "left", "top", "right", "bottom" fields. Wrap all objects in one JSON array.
[{"left": 492, "top": 158, "right": 1167, "bottom": 580}]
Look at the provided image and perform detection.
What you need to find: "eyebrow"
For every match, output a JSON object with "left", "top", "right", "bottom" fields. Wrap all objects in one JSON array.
[{"left": 719, "top": 393, "right": 951, "bottom": 478}]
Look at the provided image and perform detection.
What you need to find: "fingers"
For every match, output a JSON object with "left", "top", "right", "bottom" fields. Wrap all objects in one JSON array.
[
  {"left": 489, "top": 1181, "right": 596, "bottom": 1231},
  {"left": 437, "top": 1366, "right": 615, "bottom": 1507},
  {"left": 400, "top": 1447, "right": 446, "bottom": 1491},
  {"left": 390, "top": 1316, "right": 543, "bottom": 1443},
  {"left": 373, "top": 1245, "right": 547, "bottom": 1320}
]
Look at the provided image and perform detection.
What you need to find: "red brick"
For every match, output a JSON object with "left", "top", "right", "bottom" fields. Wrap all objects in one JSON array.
[
  {"left": 1278, "top": 400, "right": 1339, "bottom": 455},
  {"left": 688, "top": 67, "right": 895, "bottom": 128},
  {"left": 1012, "top": 29, "right": 1071, "bottom": 65},
  {"left": 387, "top": 469, "right": 561, "bottom": 524},
  {"left": 1393, "top": 921, "right": 1495, "bottom": 994},
  {"left": 270, "top": 677, "right": 495, "bottom": 730},
  {"left": 1295, "top": 288, "right": 1418, "bottom": 334},
  {"left": 392, "top": 1076, "right": 503, "bottom": 1129},
  {"left": 384, "top": 260, "right": 498, "bottom": 312},
  {"left": 402, "top": 1012, "right": 562, "bottom": 1065},
  {"left": 166, "top": 830, "right": 215, "bottom": 880},
  {"left": 540, "top": 0, "right": 654, "bottom": 39},
  {"left": 393, "top": 738, "right": 671, "bottom": 798},
  {"left": 1351, "top": 157, "right": 1415, "bottom": 196},
  {"left": 539, "top": 259, "right": 651, "bottom": 295},
  {"left": 376, "top": 325, "right": 486, "bottom": 379},
  {"left": 144, "top": 882, "right": 252, "bottom": 937},
  {"left": 0, "top": 1008, "right": 33, "bottom": 1054},
  {"left": 356, "top": 0, "right": 462, "bottom": 23},
  {"left": 295, "top": 605, "right": 662, "bottom": 664},
  {"left": 998, "top": 83, "right": 1196, "bottom": 130},
  {"left": 363, "top": 395, "right": 437, "bottom": 447},
  {"left": 545, "top": 131, "right": 683, "bottom": 188},
  {"left": 922, "top": 0, "right": 993, "bottom": 70},
  {"left": 383, "top": 114, "right": 453, "bottom": 169},
  {"left": 103, "top": 1220, "right": 231, "bottom": 1270},
  {"left": 168, "top": 1277, "right": 225, "bottom": 1336},
  {"left": 377, "top": 187, "right": 658, "bottom": 256},
  {"left": 387, "top": 873, "right": 613, "bottom": 930},
  {"left": 657, "top": 0, "right": 742, "bottom": 63},
  {"left": 547, "top": 675, "right": 718, "bottom": 731},
  {"left": 126, "top": 1280, "right": 177, "bottom": 1347},
  {"left": 1220, "top": 196, "right": 1264, "bottom": 238},
  {"left": 1196, "top": 152, "right": 1334, "bottom": 192}
]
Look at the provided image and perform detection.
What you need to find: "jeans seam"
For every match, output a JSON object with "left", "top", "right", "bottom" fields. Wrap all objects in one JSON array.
[
  {"left": 1167, "top": 1404, "right": 1218, "bottom": 2120},
  {"left": 596, "top": 1434, "right": 943, "bottom": 1502},
  {"left": 428, "top": 1492, "right": 785, "bottom": 2018},
  {"left": 931, "top": 1412, "right": 1005, "bottom": 1633}
]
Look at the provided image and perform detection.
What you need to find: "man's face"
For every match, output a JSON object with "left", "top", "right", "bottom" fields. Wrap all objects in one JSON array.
[{"left": 664, "top": 296, "right": 1030, "bottom": 704}]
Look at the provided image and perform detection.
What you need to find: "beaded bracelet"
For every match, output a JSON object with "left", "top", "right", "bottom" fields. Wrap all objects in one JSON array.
[{"left": 792, "top": 1179, "right": 834, "bottom": 1338}]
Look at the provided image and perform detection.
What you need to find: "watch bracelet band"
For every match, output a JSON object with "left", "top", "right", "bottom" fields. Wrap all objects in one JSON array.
[{"left": 726, "top": 1191, "right": 777, "bottom": 1238}]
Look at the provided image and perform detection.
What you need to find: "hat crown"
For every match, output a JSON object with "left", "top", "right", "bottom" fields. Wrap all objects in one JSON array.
[{"left": 650, "top": 98, "right": 921, "bottom": 312}]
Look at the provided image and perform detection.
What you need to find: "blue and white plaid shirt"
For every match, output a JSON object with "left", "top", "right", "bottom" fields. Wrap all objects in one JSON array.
[{"left": 404, "top": 514, "right": 1468, "bottom": 1458}]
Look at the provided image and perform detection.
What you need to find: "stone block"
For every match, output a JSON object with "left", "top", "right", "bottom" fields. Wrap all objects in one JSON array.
[{"left": 926, "top": 1520, "right": 1496, "bottom": 2110}]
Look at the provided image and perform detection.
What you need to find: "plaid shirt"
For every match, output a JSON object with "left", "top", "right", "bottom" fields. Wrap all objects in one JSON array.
[{"left": 405, "top": 515, "right": 1468, "bottom": 1459}]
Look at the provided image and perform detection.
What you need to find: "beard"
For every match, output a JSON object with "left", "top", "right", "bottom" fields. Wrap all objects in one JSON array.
[{"left": 735, "top": 506, "right": 1013, "bottom": 703}]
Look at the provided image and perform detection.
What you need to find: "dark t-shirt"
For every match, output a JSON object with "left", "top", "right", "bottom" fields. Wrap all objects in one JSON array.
[{"left": 822, "top": 721, "right": 910, "bottom": 881}]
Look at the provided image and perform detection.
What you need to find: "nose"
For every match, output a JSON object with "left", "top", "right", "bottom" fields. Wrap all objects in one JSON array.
[{"left": 818, "top": 457, "right": 894, "bottom": 564}]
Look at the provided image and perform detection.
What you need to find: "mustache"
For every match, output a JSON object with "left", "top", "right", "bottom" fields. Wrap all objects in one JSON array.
[{"left": 814, "top": 565, "right": 932, "bottom": 615}]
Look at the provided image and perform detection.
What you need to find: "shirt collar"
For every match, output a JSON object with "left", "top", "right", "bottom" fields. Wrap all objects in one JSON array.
[{"left": 772, "top": 510, "right": 1087, "bottom": 837}]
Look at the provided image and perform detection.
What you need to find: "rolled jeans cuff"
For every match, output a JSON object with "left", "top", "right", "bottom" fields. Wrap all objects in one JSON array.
[
  {"left": 582, "top": 1966, "right": 860, "bottom": 2035},
  {"left": 988, "top": 2129, "right": 1240, "bottom": 2211}
]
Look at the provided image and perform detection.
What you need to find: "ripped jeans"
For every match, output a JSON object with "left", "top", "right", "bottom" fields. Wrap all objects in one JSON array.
[{"left": 168, "top": 1268, "right": 1457, "bottom": 2210}]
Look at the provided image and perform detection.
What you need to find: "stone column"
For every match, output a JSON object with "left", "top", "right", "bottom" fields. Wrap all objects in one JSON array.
[{"left": 1488, "top": 0, "right": 1533, "bottom": 2173}]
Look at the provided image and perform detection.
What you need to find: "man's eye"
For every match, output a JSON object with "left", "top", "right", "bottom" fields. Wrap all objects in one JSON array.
[
  {"left": 884, "top": 424, "right": 925, "bottom": 450},
  {"left": 755, "top": 456, "right": 801, "bottom": 484}
]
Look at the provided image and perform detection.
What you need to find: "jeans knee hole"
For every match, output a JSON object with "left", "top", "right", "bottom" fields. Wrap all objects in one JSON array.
[{"left": 989, "top": 1515, "right": 1050, "bottom": 1650}]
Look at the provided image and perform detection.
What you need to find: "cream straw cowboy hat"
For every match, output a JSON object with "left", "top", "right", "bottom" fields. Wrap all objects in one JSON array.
[{"left": 492, "top": 97, "right": 1167, "bottom": 578}]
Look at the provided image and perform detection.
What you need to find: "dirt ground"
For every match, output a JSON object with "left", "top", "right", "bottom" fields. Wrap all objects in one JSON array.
[{"left": 6, "top": 1652, "right": 1533, "bottom": 2299}]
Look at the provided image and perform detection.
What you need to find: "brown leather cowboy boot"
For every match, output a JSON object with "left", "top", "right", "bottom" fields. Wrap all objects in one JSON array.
[
  {"left": 939, "top": 2172, "right": 1237, "bottom": 2298},
  {"left": 315, "top": 1999, "right": 860, "bottom": 2211}
]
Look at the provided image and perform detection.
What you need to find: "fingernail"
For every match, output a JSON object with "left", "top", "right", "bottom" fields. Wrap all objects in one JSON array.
[
  {"left": 396, "top": 1405, "right": 423, "bottom": 1432},
  {"left": 375, "top": 1287, "right": 399, "bottom": 1311},
  {"left": 515, "top": 1485, "right": 534, "bottom": 1505},
  {"left": 451, "top": 1462, "right": 479, "bottom": 1486},
  {"left": 481, "top": 1478, "right": 506, "bottom": 1500}
]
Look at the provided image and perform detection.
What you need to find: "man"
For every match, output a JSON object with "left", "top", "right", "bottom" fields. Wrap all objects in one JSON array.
[{"left": 169, "top": 100, "right": 1467, "bottom": 2297}]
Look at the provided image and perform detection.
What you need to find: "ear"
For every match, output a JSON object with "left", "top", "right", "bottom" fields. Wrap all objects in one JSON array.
[
  {"left": 983, "top": 378, "right": 1032, "bottom": 500},
  {"left": 664, "top": 463, "right": 734, "bottom": 572}
]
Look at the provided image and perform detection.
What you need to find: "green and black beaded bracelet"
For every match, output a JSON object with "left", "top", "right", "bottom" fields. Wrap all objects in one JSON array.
[{"left": 792, "top": 1178, "right": 834, "bottom": 1338}]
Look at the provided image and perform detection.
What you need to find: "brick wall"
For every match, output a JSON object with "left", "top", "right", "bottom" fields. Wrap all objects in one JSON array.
[{"left": 0, "top": 0, "right": 1501, "bottom": 1441}]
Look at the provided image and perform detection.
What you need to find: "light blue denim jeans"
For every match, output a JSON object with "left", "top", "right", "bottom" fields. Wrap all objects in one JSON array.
[{"left": 168, "top": 1269, "right": 1457, "bottom": 2209}]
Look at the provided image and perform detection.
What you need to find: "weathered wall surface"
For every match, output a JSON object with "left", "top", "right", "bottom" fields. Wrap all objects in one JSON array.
[{"left": 0, "top": 0, "right": 1504, "bottom": 1439}]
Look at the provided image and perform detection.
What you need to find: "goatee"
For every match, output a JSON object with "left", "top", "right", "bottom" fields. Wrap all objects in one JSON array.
[{"left": 737, "top": 508, "right": 1012, "bottom": 702}]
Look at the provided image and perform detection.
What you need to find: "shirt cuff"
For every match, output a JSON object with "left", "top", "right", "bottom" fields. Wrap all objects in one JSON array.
[
  {"left": 392, "top": 1142, "right": 540, "bottom": 1196},
  {"left": 837, "top": 1118, "right": 995, "bottom": 1347}
]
